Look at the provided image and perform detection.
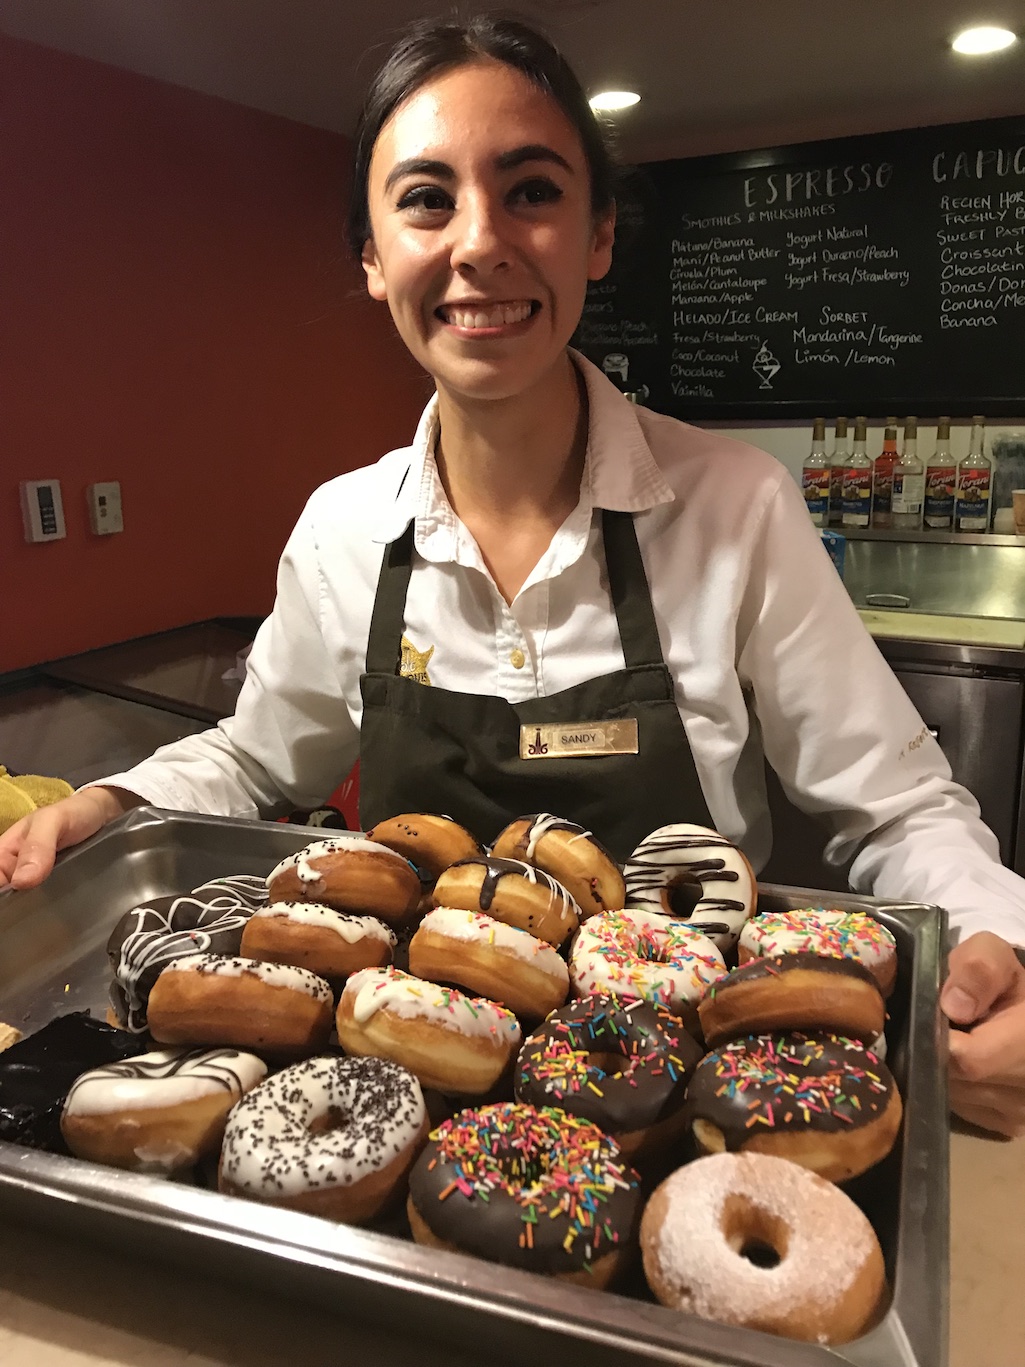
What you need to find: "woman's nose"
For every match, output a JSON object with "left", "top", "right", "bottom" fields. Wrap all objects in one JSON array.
[{"left": 449, "top": 193, "right": 510, "bottom": 274}]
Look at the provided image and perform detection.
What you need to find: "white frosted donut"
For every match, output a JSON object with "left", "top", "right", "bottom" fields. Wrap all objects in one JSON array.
[
  {"left": 409, "top": 906, "right": 569, "bottom": 1020},
  {"left": 336, "top": 966, "right": 522, "bottom": 1095},
  {"left": 569, "top": 908, "right": 726, "bottom": 1025},
  {"left": 266, "top": 836, "right": 420, "bottom": 924},
  {"left": 739, "top": 908, "right": 898, "bottom": 996},
  {"left": 61, "top": 1046, "right": 267, "bottom": 1173},
  {"left": 640, "top": 1152, "right": 886, "bottom": 1344},
  {"left": 146, "top": 954, "right": 334, "bottom": 1055},
  {"left": 219, "top": 1055, "right": 428, "bottom": 1223},
  {"left": 624, "top": 824, "right": 757, "bottom": 950},
  {"left": 240, "top": 902, "right": 396, "bottom": 982}
]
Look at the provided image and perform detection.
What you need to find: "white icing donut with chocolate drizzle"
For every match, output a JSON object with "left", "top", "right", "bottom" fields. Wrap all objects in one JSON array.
[
  {"left": 624, "top": 823, "right": 757, "bottom": 951},
  {"left": 219, "top": 1055, "right": 429, "bottom": 1222},
  {"left": 569, "top": 908, "right": 726, "bottom": 1026},
  {"left": 60, "top": 1046, "right": 267, "bottom": 1173}
]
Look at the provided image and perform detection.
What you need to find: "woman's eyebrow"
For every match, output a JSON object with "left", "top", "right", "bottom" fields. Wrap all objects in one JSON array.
[{"left": 383, "top": 144, "right": 574, "bottom": 195}]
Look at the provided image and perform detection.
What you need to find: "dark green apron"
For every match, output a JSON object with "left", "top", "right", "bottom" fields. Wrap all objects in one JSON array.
[{"left": 357, "top": 508, "right": 713, "bottom": 862}]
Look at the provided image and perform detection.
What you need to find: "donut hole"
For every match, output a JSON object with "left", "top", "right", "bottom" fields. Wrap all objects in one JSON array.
[
  {"left": 661, "top": 873, "right": 702, "bottom": 919},
  {"left": 308, "top": 1104, "right": 348, "bottom": 1136},
  {"left": 722, "top": 1195, "right": 790, "bottom": 1271},
  {"left": 585, "top": 1051, "right": 626, "bottom": 1079}
]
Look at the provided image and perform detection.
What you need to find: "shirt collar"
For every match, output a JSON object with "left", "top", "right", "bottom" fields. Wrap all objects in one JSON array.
[{"left": 369, "top": 348, "right": 675, "bottom": 545}]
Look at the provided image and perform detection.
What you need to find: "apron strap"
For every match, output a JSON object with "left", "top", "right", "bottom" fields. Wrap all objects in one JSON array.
[{"left": 364, "top": 508, "right": 668, "bottom": 677}]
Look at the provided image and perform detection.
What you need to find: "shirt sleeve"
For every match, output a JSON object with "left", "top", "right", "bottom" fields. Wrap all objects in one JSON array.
[
  {"left": 736, "top": 471, "right": 1025, "bottom": 947},
  {"left": 84, "top": 502, "right": 359, "bottom": 820}
]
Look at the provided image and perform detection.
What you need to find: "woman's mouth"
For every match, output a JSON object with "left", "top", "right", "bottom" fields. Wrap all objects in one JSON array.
[{"left": 435, "top": 300, "right": 539, "bottom": 330}]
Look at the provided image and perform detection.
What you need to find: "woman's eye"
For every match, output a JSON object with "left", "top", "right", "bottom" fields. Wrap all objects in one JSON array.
[
  {"left": 397, "top": 186, "right": 452, "bottom": 213},
  {"left": 511, "top": 178, "right": 563, "bottom": 207}
]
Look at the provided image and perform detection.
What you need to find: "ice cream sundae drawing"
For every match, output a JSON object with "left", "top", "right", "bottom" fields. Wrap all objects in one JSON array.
[{"left": 752, "top": 341, "right": 781, "bottom": 389}]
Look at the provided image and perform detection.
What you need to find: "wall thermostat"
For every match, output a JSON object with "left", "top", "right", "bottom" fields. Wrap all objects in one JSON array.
[{"left": 20, "top": 480, "right": 66, "bottom": 543}]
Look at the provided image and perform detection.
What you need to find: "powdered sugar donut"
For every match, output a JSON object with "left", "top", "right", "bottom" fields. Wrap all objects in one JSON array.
[
  {"left": 336, "top": 966, "right": 522, "bottom": 1095},
  {"left": 219, "top": 1055, "right": 428, "bottom": 1223},
  {"left": 739, "top": 908, "right": 898, "bottom": 996},
  {"left": 266, "top": 836, "right": 420, "bottom": 924},
  {"left": 61, "top": 1046, "right": 266, "bottom": 1173},
  {"left": 240, "top": 902, "right": 396, "bottom": 983},
  {"left": 569, "top": 908, "right": 726, "bottom": 1032},
  {"left": 641, "top": 1152, "right": 886, "bottom": 1344},
  {"left": 408, "top": 906, "right": 568, "bottom": 1020},
  {"left": 491, "top": 813, "right": 625, "bottom": 918},
  {"left": 624, "top": 824, "right": 757, "bottom": 951},
  {"left": 147, "top": 954, "right": 333, "bottom": 1056}
]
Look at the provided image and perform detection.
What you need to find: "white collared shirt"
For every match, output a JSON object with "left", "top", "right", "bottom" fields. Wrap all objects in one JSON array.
[{"left": 97, "top": 352, "right": 1025, "bottom": 945}]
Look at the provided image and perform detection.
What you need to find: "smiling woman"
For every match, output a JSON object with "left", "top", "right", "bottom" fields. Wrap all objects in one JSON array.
[{"left": 4, "top": 13, "right": 1025, "bottom": 1145}]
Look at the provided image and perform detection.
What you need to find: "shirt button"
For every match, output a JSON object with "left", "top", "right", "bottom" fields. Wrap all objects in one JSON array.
[{"left": 509, "top": 648, "right": 526, "bottom": 669}]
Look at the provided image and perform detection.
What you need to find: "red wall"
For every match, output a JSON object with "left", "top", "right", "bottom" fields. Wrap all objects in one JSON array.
[{"left": 2, "top": 36, "right": 430, "bottom": 673}]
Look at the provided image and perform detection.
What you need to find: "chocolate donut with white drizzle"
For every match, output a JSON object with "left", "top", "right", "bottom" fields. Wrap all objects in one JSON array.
[
  {"left": 433, "top": 855, "right": 580, "bottom": 947},
  {"left": 107, "top": 893, "right": 256, "bottom": 1033},
  {"left": 624, "top": 823, "right": 757, "bottom": 951}
]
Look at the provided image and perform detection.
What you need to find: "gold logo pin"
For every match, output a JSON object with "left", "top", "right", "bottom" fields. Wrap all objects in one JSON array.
[
  {"left": 519, "top": 719, "right": 639, "bottom": 760},
  {"left": 399, "top": 635, "right": 434, "bottom": 686}
]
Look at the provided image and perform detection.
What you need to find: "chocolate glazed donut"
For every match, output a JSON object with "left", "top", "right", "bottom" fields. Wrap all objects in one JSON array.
[{"left": 684, "top": 1032, "right": 903, "bottom": 1183}]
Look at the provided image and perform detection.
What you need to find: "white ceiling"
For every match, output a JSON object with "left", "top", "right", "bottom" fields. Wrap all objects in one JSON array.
[{"left": 2, "top": 0, "right": 1024, "bottom": 161}]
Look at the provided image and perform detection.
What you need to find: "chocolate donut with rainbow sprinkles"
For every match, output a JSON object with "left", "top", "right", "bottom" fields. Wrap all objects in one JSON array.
[
  {"left": 407, "top": 1101, "right": 642, "bottom": 1286},
  {"left": 623, "top": 823, "right": 757, "bottom": 951}
]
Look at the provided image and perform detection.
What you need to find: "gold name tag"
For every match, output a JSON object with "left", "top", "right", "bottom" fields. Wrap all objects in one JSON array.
[{"left": 519, "top": 719, "right": 639, "bottom": 760}]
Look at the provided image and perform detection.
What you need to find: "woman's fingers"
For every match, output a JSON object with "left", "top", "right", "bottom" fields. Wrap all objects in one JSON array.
[
  {"left": 0, "top": 789, "right": 131, "bottom": 891},
  {"left": 941, "top": 931, "right": 1024, "bottom": 1025}
]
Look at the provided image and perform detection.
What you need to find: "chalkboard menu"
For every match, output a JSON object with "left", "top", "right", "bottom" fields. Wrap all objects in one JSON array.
[{"left": 574, "top": 116, "right": 1025, "bottom": 418}]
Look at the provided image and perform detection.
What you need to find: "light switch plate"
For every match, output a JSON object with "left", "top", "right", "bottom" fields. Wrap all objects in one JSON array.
[
  {"left": 87, "top": 481, "right": 123, "bottom": 535},
  {"left": 19, "top": 480, "right": 66, "bottom": 542}
]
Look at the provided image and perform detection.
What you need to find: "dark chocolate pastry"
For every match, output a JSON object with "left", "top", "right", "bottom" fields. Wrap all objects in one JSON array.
[{"left": 0, "top": 1013, "right": 147, "bottom": 1153}]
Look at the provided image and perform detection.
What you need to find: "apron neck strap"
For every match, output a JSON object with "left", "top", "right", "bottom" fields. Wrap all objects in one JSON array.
[{"left": 365, "top": 507, "right": 666, "bottom": 675}]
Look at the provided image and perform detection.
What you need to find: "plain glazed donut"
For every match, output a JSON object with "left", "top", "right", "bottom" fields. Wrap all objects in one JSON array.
[
  {"left": 698, "top": 953, "right": 886, "bottom": 1049},
  {"left": 407, "top": 1102, "right": 642, "bottom": 1286},
  {"left": 641, "top": 1152, "right": 886, "bottom": 1344},
  {"left": 408, "top": 907, "right": 568, "bottom": 1021},
  {"left": 433, "top": 856, "right": 579, "bottom": 947},
  {"left": 623, "top": 824, "right": 757, "bottom": 951},
  {"left": 60, "top": 1047, "right": 266, "bottom": 1173},
  {"left": 514, "top": 994, "right": 702, "bottom": 1163},
  {"left": 240, "top": 902, "right": 396, "bottom": 984},
  {"left": 107, "top": 893, "right": 256, "bottom": 1033},
  {"left": 490, "top": 813, "right": 625, "bottom": 919},
  {"left": 739, "top": 908, "right": 898, "bottom": 996},
  {"left": 685, "top": 1032, "right": 902, "bottom": 1182},
  {"left": 569, "top": 908, "right": 726, "bottom": 1032},
  {"left": 219, "top": 1055, "right": 428, "bottom": 1223},
  {"left": 266, "top": 837, "right": 420, "bottom": 925},
  {"left": 364, "top": 813, "right": 485, "bottom": 880},
  {"left": 147, "top": 954, "right": 333, "bottom": 1057},
  {"left": 336, "top": 967, "right": 522, "bottom": 1095}
]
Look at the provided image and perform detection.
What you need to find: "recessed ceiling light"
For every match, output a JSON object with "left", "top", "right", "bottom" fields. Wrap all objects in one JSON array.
[
  {"left": 589, "top": 90, "right": 640, "bottom": 112},
  {"left": 951, "top": 25, "right": 1017, "bottom": 55}
]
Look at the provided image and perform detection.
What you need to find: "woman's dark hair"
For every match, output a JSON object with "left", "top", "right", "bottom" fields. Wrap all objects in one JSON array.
[{"left": 347, "top": 13, "right": 617, "bottom": 258}]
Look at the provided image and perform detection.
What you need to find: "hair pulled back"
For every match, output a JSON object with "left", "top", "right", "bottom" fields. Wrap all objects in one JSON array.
[{"left": 347, "top": 13, "right": 617, "bottom": 259}]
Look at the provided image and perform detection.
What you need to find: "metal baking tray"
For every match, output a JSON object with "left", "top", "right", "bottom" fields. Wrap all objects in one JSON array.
[{"left": 0, "top": 807, "right": 948, "bottom": 1367}]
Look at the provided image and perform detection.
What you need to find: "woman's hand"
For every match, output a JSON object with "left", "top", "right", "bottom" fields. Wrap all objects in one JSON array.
[
  {"left": 941, "top": 931, "right": 1025, "bottom": 1138},
  {"left": 0, "top": 788, "right": 139, "bottom": 891}
]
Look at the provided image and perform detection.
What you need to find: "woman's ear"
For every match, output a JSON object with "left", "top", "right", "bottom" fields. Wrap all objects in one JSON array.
[
  {"left": 362, "top": 238, "right": 388, "bottom": 301},
  {"left": 587, "top": 203, "right": 616, "bottom": 282}
]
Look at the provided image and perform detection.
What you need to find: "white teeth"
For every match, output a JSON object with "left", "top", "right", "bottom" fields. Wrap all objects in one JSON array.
[{"left": 443, "top": 302, "right": 533, "bottom": 329}]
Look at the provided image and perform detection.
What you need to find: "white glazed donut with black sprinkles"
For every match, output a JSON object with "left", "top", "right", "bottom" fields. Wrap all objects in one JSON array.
[
  {"left": 146, "top": 954, "right": 334, "bottom": 1056},
  {"left": 624, "top": 823, "right": 757, "bottom": 951},
  {"left": 218, "top": 1055, "right": 429, "bottom": 1222}
]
